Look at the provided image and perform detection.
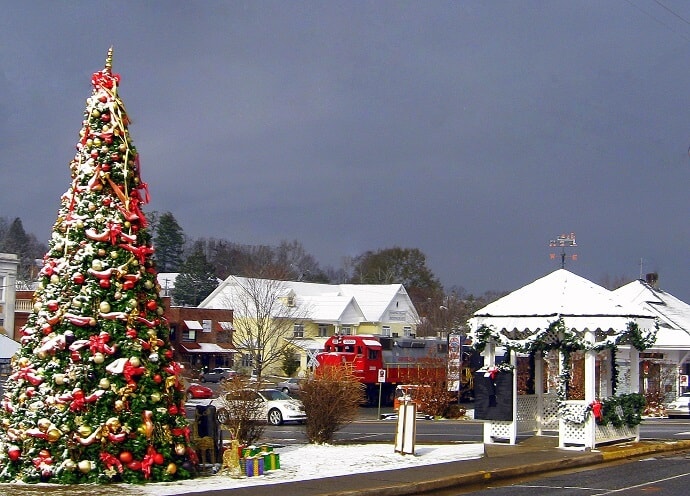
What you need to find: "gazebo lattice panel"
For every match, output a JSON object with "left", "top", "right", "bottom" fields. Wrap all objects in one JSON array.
[
  {"left": 541, "top": 394, "right": 559, "bottom": 430},
  {"left": 486, "top": 420, "right": 513, "bottom": 440},
  {"left": 517, "top": 395, "right": 537, "bottom": 433}
]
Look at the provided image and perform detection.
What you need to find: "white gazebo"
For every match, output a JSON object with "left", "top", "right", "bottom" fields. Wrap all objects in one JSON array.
[{"left": 469, "top": 269, "right": 657, "bottom": 449}]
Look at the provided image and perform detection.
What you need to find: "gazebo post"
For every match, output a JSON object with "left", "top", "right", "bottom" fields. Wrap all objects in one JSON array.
[
  {"left": 628, "top": 345, "right": 642, "bottom": 442},
  {"left": 509, "top": 351, "right": 518, "bottom": 444},
  {"left": 584, "top": 328, "right": 596, "bottom": 449},
  {"left": 629, "top": 347, "right": 640, "bottom": 395},
  {"left": 483, "top": 341, "right": 496, "bottom": 445},
  {"left": 535, "top": 353, "right": 544, "bottom": 436},
  {"left": 558, "top": 349, "right": 565, "bottom": 448}
]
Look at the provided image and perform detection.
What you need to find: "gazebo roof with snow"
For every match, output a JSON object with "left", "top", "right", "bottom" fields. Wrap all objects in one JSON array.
[{"left": 469, "top": 269, "right": 657, "bottom": 349}]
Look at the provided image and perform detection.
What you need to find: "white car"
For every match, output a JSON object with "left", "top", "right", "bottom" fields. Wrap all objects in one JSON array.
[
  {"left": 200, "top": 367, "right": 236, "bottom": 383},
  {"left": 666, "top": 392, "right": 690, "bottom": 418},
  {"left": 212, "top": 388, "right": 307, "bottom": 425}
]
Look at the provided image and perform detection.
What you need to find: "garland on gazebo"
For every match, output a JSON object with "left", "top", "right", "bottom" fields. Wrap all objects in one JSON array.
[{"left": 472, "top": 318, "right": 656, "bottom": 428}]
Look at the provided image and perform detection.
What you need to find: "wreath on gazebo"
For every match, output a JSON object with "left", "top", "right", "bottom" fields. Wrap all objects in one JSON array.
[{"left": 472, "top": 318, "right": 657, "bottom": 428}]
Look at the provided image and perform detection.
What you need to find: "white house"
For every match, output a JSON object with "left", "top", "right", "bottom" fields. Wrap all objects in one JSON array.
[
  {"left": 199, "top": 276, "right": 421, "bottom": 374},
  {"left": 613, "top": 273, "right": 690, "bottom": 400}
]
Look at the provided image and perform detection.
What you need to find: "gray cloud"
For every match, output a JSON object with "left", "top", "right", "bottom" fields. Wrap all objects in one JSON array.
[{"left": 1, "top": 1, "right": 689, "bottom": 300}]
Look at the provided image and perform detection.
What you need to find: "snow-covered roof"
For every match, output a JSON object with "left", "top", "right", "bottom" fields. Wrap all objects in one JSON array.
[
  {"left": 613, "top": 279, "right": 690, "bottom": 350},
  {"left": 0, "top": 334, "right": 20, "bottom": 359},
  {"left": 469, "top": 269, "right": 656, "bottom": 345},
  {"left": 199, "top": 276, "right": 417, "bottom": 325}
]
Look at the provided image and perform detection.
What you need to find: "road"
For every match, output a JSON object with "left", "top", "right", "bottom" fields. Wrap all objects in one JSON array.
[
  {"left": 432, "top": 448, "right": 690, "bottom": 495},
  {"left": 185, "top": 395, "right": 690, "bottom": 445}
]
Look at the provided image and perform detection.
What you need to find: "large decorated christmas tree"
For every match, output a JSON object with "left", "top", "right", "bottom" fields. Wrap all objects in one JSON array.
[{"left": 0, "top": 49, "right": 197, "bottom": 484}]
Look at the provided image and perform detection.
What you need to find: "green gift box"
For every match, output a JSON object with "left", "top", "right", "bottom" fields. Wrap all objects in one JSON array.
[{"left": 263, "top": 452, "right": 280, "bottom": 470}]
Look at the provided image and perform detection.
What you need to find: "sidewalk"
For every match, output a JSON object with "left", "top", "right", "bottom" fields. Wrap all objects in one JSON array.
[{"left": 192, "top": 436, "right": 690, "bottom": 496}]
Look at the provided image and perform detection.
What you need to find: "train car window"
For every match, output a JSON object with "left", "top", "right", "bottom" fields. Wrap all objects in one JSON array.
[
  {"left": 357, "top": 346, "right": 363, "bottom": 355},
  {"left": 368, "top": 349, "right": 379, "bottom": 360}
]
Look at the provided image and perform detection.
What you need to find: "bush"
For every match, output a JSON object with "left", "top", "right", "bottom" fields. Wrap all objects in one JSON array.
[
  {"left": 412, "top": 356, "right": 459, "bottom": 417},
  {"left": 300, "top": 366, "right": 364, "bottom": 444},
  {"left": 215, "top": 378, "right": 266, "bottom": 445}
]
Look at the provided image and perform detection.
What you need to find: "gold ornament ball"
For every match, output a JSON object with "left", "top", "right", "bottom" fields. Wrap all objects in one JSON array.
[
  {"left": 129, "top": 356, "right": 141, "bottom": 367},
  {"left": 78, "top": 460, "right": 92, "bottom": 473},
  {"left": 166, "top": 463, "right": 177, "bottom": 475},
  {"left": 46, "top": 428, "right": 61, "bottom": 442},
  {"left": 99, "top": 301, "right": 111, "bottom": 313},
  {"left": 144, "top": 280, "right": 154, "bottom": 289},
  {"left": 93, "top": 352, "right": 105, "bottom": 364},
  {"left": 114, "top": 400, "right": 126, "bottom": 411},
  {"left": 77, "top": 424, "right": 92, "bottom": 437},
  {"left": 37, "top": 418, "right": 51, "bottom": 432},
  {"left": 53, "top": 374, "right": 65, "bottom": 385},
  {"left": 174, "top": 443, "right": 186, "bottom": 456},
  {"left": 150, "top": 391, "right": 161, "bottom": 403},
  {"left": 98, "top": 377, "right": 110, "bottom": 389},
  {"left": 63, "top": 459, "right": 76, "bottom": 471}
]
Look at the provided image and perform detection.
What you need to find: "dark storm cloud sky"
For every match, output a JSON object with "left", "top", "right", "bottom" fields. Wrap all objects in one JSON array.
[{"left": 2, "top": 1, "right": 690, "bottom": 301}]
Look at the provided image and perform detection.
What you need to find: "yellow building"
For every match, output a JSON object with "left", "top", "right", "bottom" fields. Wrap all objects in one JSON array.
[{"left": 199, "top": 276, "right": 420, "bottom": 377}]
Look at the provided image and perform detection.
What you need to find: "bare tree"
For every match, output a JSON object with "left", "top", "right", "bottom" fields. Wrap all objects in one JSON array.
[
  {"left": 300, "top": 367, "right": 364, "bottom": 444},
  {"left": 220, "top": 276, "right": 311, "bottom": 379}
]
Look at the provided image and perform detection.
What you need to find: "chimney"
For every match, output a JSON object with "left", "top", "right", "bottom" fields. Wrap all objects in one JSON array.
[{"left": 645, "top": 272, "right": 659, "bottom": 288}]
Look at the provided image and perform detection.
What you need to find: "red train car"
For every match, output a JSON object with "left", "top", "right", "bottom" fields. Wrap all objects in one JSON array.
[{"left": 315, "top": 334, "right": 450, "bottom": 405}]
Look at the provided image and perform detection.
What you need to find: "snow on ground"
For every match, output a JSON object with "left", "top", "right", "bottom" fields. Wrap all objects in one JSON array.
[{"left": 134, "top": 442, "right": 485, "bottom": 495}]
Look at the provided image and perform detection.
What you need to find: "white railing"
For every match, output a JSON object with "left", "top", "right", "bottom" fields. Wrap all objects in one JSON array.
[{"left": 15, "top": 299, "right": 33, "bottom": 312}]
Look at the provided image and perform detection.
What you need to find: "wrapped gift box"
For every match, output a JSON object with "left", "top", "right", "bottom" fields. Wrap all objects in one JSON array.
[
  {"left": 243, "top": 456, "right": 264, "bottom": 477},
  {"left": 262, "top": 452, "right": 280, "bottom": 471}
]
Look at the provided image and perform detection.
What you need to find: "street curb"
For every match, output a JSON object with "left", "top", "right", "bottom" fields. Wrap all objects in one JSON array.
[
  {"left": 598, "top": 439, "right": 690, "bottom": 462},
  {"left": 328, "top": 441, "right": 690, "bottom": 496}
]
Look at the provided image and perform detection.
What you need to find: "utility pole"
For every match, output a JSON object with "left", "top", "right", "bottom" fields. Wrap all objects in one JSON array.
[{"left": 549, "top": 232, "right": 578, "bottom": 269}]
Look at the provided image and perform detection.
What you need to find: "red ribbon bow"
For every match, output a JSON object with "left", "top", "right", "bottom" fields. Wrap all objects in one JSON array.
[
  {"left": 89, "top": 332, "right": 115, "bottom": 355},
  {"left": 91, "top": 70, "right": 120, "bottom": 89},
  {"left": 590, "top": 400, "right": 603, "bottom": 421},
  {"left": 123, "top": 361, "right": 145, "bottom": 384},
  {"left": 100, "top": 452, "right": 123, "bottom": 473},
  {"left": 141, "top": 446, "right": 157, "bottom": 479}
]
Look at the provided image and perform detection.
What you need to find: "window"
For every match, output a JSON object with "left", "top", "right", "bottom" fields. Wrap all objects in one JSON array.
[
  {"left": 340, "top": 326, "right": 352, "bottom": 336},
  {"left": 318, "top": 324, "right": 329, "bottom": 337},
  {"left": 202, "top": 319, "right": 212, "bottom": 333},
  {"left": 381, "top": 326, "right": 391, "bottom": 337},
  {"left": 182, "top": 329, "right": 196, "bottom": 342},
  {"left": 403, "top": 326, "right": 412, "bottom": 337},
  {"left": 241, "top": 354, "right": 253, "bottom": 368},
  {"left": 368, "top": 349, "right": 379, "bottom": 360},
  {"left": 293, "top": 323, "right": 304, "bottom": 338}
]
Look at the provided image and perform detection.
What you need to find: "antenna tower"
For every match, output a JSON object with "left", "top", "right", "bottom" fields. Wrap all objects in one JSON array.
[{"left": 549, "top": 232, "right": 578, "bottom": 269}]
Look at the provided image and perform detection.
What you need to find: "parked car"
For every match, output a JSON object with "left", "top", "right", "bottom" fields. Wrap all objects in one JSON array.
[
  {"left": 201, "top": 367, "right": 236, "bottom": 383},
  {"left": 666, "top": 392, "right": 690, "bottom": 418},
  {"left": 276, "top": 377, "right": 303, "bottom": 395},
  {"left": 213, "top": 388, "right": 307, "bottom": 425},
  {"left": 186, "top": 383, "right": 214, "bottom": 400}
]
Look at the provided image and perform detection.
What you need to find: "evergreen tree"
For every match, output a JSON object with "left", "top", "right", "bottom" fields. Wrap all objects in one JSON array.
[
  {"left": 153, "top": 212, "right": 185, "bottom": 272},
  {"left": 0, "top": 217, "right": 34, "bottom": 282},
  {"left": 171, "top": 241, "right": 218, "bottom": 306},
  {"left": 0, "top": 50, "right": 195, "bottom": 483}
]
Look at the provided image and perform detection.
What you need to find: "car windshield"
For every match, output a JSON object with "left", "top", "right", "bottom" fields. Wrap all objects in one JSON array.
[{"left": 260, "top": 389, "right": 291, "bottom": 401}]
